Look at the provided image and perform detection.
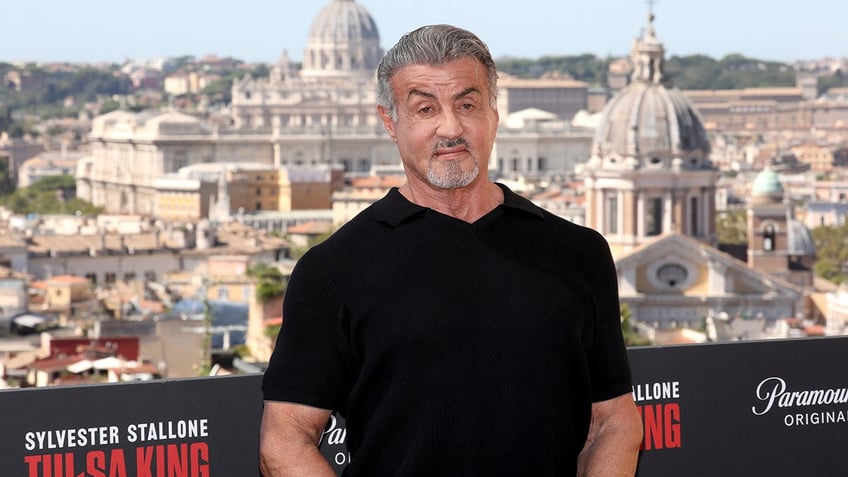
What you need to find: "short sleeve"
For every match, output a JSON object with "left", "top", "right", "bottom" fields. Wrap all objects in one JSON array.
[
  {"left": 582, "top": 229, "right": 634, "bottom": 402},
  {"left": 262, "top": 250, "right": 353, "bottom": 414}
]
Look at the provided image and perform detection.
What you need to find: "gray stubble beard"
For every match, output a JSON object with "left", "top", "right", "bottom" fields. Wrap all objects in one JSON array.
[{"left": 427, "top": 158, "right": 479, "bottom": 189}]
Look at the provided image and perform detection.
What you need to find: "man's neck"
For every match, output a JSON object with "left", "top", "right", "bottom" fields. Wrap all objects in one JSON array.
[{"left": 399, "top": 180, "right": 504, "bottom": 223}]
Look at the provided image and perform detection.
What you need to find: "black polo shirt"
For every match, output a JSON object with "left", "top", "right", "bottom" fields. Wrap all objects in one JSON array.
[{"left": 263, "top": 183, "right": 632, "bottom": 476}]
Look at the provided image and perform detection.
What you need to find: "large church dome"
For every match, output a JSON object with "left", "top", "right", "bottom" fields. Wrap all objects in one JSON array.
[
  {"left": 301, "top": 0, "right": 383, "bottom": 79},
  {"left": 588, "top": 15, "right": 711, "bottom": 171}
]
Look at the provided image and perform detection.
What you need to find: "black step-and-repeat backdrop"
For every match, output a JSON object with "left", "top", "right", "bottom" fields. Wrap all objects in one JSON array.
[
  {"left": 2, "top": 376, "right": 264, "bottom": 477},
  {"left": 4, "top": 337, "right": 848, "bottom": 476}
]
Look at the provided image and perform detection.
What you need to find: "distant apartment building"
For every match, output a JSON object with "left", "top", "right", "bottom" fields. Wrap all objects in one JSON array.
[
  {"left": 153, "top": 174, "right": 218, "bottom": 222},
  {"left": 804, "top": 180, "right": 848, "bottom": 228},
  {"left": 0, "top": 217, "right": 288, "bottom": 285},
  {"left": 163, "top": 74, "right": 193, "bottom": 96},
  {"left": 30, "top": 275, "right": 95, "bottom": 325},
  {"left": 229, "top": 168, "right": 282, "bottom": 214},
  {"left": 790, "top": 140, "right": 836, "bottom": 173},
  {"left": 203, "top": 255, "right": 254, "bottom": 303},
  {"left": 0, "top": 133, "right": 45, "bottom": 179},
  {"left": 3, "top": 70, "right": 46, "bottom": 92},
  {"left": 811, "top": 88, "right": 848, "bottom": 130},
  {"left": 683, "top": 87, "right": 812, "bottom": 132},
  {"left": 17, "top": 150, "right": 84, "bottom": 188},
  {"left": 0, "top": 277, "right": 28, "bottom": 316},
  {"left": 76, "top": 107, "right": 398, "bottom": 217},
  {"left": 495, "top": 108, "right": 593, "bottom": 177},
  {"left": 497, "top": 73, "right": 590, "bottom": 121},
  {"left": 128, "top": 68, "right": 162, "bottom": 90},
  {"left": 332, "top": 173, "right": 406, "bottom": 226},
  {"left": 163, "top": 72, "right": 218, "bottom": 96}
]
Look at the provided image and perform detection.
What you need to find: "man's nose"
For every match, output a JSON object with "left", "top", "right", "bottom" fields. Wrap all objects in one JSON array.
[{"left": 437, "top": 108, "right": 464, "bottom": 139}]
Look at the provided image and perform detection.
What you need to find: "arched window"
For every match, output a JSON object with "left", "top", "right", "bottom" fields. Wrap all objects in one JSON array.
[{"left": 763, "top": 224, "right": 776, "bottom": 251}]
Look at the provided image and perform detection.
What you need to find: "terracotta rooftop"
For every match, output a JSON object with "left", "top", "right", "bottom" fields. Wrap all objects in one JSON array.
[
  {"left": 348, "top": 175, "right": 406, "bottom": 189},
  {"left": 48, "top": 275, "right": 89, "bottom": 284},
  {"left": 27, "top": 231, "right": 172, "bottom": 255},
  {"left": 287, "top": 221, "right": 332, "bottom": 235}
]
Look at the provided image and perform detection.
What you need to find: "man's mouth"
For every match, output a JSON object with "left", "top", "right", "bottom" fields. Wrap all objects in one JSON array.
[{"left": 435, "top": 145, "right": 468, "bottom": 156}]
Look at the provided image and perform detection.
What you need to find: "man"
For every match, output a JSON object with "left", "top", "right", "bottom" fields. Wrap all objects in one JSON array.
[{"left": 261, "top": 24, "right": 642, "bottom": 476}]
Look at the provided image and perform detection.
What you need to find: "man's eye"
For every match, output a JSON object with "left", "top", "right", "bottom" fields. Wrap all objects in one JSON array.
[
  {"left": 460, "top": 103, "right": 474, "bottom": 111},
  {"left": 418, "top": 106, "right": 434, "bottom": 114}
]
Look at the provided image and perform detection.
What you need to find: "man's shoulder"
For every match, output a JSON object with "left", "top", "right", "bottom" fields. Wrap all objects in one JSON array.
[
  {"left": 497, "top": 183, "right": 605, "bottom": 245},
  {"left": 304, "top": 191, "right": 401, "bottom": 256}
]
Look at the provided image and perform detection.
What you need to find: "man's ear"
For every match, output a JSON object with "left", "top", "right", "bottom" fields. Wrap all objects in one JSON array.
[{"left": 377, "top": 105, "right": 397, "bottom": 143}]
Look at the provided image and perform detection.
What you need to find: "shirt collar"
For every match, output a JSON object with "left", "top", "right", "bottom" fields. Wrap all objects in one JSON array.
[{"left": 372, "top": 182, "right": 544, "bottom": 227}]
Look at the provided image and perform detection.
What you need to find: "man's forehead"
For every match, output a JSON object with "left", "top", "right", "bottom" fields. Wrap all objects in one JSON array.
[{"left": 391, "top": 59, "right": 488, "bottom": 97}]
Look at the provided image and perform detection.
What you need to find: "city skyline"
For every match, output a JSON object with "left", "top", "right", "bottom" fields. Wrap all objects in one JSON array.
[{"left": 2, "top": 0, "right": 846, "bottom": 65}]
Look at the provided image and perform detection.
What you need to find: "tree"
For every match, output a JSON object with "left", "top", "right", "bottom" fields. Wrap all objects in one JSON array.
[
  {"left": 716, "top": 209, "right": 748, "bottom": 245},
  {"left": 201, "top": 77, "right": 232, "bottom": 105},
  {"left": 818, "top": 69, "right": 846, "bottom": 95},
  {"left": 0, "top": 174, "right": 102, "bottom": 215},
  {"left": 247, "top": 262, "right": 286, "bottom": 303},
  {"left": 621, "top": 303, "right": 652, "bottom": 347},
  {"left": 812, "top": 224, "right": 848, "bottom": 284},
  {"left": 832, "top": 143, "right": 848, "bottom": 168},
  {"left": 0, "top": 160, "right": 15, "bottom": 195}
]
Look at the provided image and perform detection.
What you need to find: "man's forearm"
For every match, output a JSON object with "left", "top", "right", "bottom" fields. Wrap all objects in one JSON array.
[
  {"left": 259, "top": 401, "right": 336, "bottom": 477},
  {"left": 577, "top": 395, "right": 643, "bottom": 477},
  {"left": 576, "top": 425, "right": 641, "bottom": 476},
  {"left": 259, "top": 443, "right": 335, "bottom": 477}
]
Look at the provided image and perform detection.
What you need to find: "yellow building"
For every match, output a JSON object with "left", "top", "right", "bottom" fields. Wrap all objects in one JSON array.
[{"left": 790, "top": 140, "right": 836, "bottom": 173}]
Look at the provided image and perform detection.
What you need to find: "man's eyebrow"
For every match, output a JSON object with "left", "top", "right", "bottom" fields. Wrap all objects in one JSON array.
[
  {"left": 453, "top": 87, "right": 482, "bottom": 101},
  {"left": 406, "top": 87, "right": 482, "bottom": 102},
  {"left": 407, "top": 89, "right": 436, "bottom": 102}
]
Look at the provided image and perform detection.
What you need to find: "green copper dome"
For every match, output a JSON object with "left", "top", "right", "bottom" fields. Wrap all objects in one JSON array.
[{"left": 752, "top": 168, "right": 783, "bottom": 197}]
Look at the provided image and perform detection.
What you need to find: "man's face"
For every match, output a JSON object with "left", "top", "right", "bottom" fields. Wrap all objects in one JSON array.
[{"left": 378, "top": 58, "right": 499, "bottom": 190}]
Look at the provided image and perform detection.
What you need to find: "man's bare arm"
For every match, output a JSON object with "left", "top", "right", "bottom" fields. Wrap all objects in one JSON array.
[
  {"left": 577, "top": 393, "right": 643, "bottom": 477},
  {"left": 259, "top": 401, "right": 336, "bottom": 477}
]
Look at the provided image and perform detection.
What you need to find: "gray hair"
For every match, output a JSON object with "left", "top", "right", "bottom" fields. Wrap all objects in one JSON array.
[{"left": 376, "top": 24, "right": 499, "bottom": 120}]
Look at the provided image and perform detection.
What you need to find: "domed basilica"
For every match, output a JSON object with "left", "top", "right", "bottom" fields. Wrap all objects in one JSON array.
[
  {"left": 231, "top": 0, "right": 384, "bottom": 133},
  {"left": 580, "top": 12, "right": 719, "bottom": 256}
]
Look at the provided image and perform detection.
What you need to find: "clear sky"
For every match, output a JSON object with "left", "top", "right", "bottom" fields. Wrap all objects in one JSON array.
[{"left": 3, "top": 0, "right": 846, "bottom": 64}]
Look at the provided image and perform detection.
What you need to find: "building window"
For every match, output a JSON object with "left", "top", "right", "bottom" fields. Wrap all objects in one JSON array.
[
  {"left": 172, "top": 151, "right": 188, "bottom": 172},
  {"left": 689, "top": 196, "right": 699, "bottom": 236},
  {"left": 656, "top": 263, "right": 688, "bottom": 288},
  {"left": 85, "top": 273, "right": 97, "bottom": 285},
  {"left": 646, "top": 198, "right": 663, "bottom": 236},
  {"left": 647, "top": 259, "right": 696, "bottom": 291},
  {"left": 218, "top": 288, "right": 229, "bottom": 300},
  {"left": 105, "top": 272, "right": 117, "bottom": 285},
  {"left": 606, "top": 195, "right": 618, "bottom": 235},
  {"left": 763, "top": 224, "right": 776, "bottom": 251}
]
